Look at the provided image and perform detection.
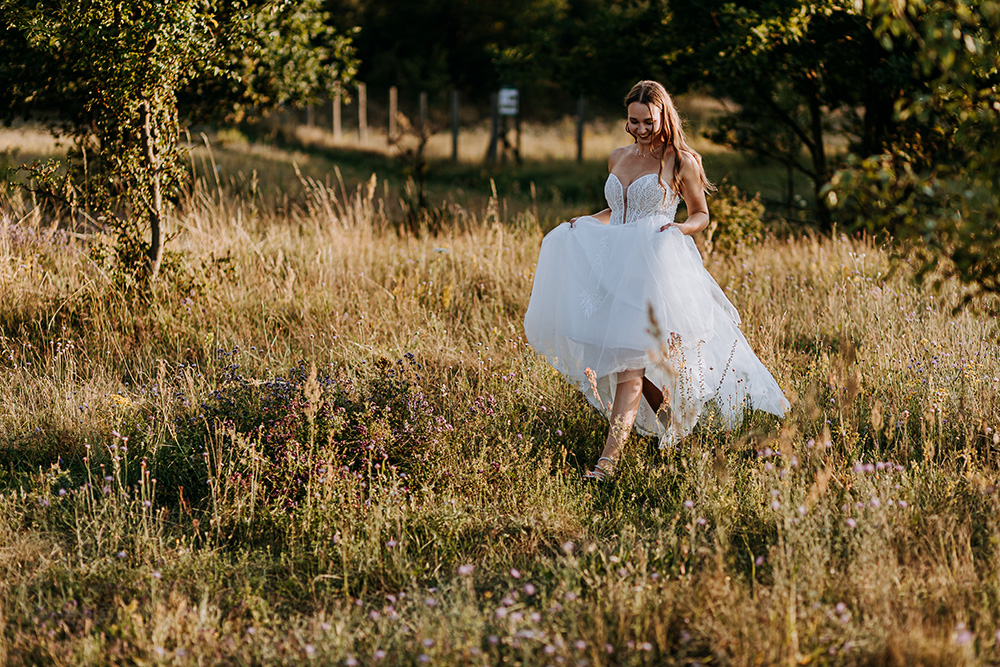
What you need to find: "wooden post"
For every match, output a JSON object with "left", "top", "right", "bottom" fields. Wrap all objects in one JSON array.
[
  {"left": 515, "top": 111, "right": 522, "bottom": 164},
  {"left": 486, "top": 92, "right": 499, "bottom": 164},
  {"left": 418, "top": 91, "right": 428, "bottom": 135},
  {"left": 450, "top": 90, "right": 459, "bottom": 162},
  {"left": 332, "top": 92, "right": 342, "bottom": 140},
  {"left": 358, "top": 82, "right": 368, "bottom": 144},
  {"left": 576, "top": 95, "right": 586, "bottom": 164},
  {"left": 388, "top": 86, "right": 398, "bottom": 143},
  {"left": 306, "top": 104, "right": 315, "bottom": 127}
]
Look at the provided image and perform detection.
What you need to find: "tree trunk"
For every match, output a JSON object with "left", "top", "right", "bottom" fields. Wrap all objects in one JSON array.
[
  {"left": 807, "top": 92, "right": 832, "bottom": 229},
  {"left": 140, "top": 100, "right": 163, "bottom": 283}
]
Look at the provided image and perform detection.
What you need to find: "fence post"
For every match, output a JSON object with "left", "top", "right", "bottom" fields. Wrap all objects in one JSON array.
[
  {"left": 450, "top": 90, "right": 459, "bottom": 162},
  {"left": 418, "top": 91, "right": 428, "bottom": 136},
  {"left": 486, "top": 92, "right": 499, "bottom": 164},
  {"left": 358, "top": 82, "right": 368, "bottom": 144},
  {"left": 576, "top": 95, "right": 586, "bottom": 164},
  {"left": 388, "top": 86, "right": 398, "bottom": 143},
  {"left": 306, "top": 104, "right": 315, "bottom": 127},
  {"left": 332, "top": 92, "right": 342, "bottom": 140}
]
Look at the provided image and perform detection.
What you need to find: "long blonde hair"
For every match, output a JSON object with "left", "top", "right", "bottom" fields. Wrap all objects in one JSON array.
[{"left": 624, "top": 80, "right": 714, "bottom": 199}]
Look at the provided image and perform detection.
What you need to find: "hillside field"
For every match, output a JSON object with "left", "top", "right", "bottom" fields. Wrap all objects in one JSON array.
[{"left": 1, "top": 121, "right": 999, "bottom": 666}]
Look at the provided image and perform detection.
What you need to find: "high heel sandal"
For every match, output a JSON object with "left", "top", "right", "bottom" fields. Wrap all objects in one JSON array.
[{"left": 583, "top": 457, "right": 616, "bottom": 482}]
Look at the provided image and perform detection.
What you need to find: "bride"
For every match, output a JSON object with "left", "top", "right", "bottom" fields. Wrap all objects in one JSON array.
[{"left": 524, "top": 80, "right": 789, "bottom": 481}]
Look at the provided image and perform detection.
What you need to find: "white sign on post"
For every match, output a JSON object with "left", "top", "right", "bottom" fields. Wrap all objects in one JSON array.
[{"left": 498, "top": 87, "right": 519, "bottom": 116}]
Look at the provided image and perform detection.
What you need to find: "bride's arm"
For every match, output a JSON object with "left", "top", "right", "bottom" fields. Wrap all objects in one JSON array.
[
  {"left": 571, "top": 208, "right": 611, "bottom": 226},
  {"left": 664, "top": 153, "right": 710, "bottom": 235}
]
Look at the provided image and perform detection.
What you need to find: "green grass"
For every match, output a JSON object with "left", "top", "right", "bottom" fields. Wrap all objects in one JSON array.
[{"left": 1, "top": 123, "right": 998, "bottom": 665}]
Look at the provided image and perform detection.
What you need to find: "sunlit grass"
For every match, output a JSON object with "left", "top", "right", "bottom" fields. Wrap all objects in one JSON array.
[{"left": 0, "top": 124, "right": 998, "bottom": 665}]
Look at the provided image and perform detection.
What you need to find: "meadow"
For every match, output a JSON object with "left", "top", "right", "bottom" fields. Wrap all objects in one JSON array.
[{"left": 1, "top": 117, "right": 999, "bottom": 666}]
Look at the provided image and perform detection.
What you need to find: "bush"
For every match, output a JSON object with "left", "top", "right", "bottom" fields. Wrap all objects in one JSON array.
[{"left": 704, "top": 183, "right": 765, "bottom": 257}]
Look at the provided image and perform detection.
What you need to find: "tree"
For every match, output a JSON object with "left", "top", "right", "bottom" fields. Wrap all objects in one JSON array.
[
  {"left": 828, "top": 0, "right": 1000, "bottom": 305},
  {"left": 664, "top": 0, "right": 911, "bottom": 228},
  {"left": 0, "top": 0, "right": 355, "bottom": 286}
]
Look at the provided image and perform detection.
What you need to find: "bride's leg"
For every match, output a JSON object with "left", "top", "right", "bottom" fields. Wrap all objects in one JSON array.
[
  {"left": 599, "top": 368, "right": 644, "bottom": 463},
  {"left": 642, "top": 375, "right": 664, "bottom": 413}
]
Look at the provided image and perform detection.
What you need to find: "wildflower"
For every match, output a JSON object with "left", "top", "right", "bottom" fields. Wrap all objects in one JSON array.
[
  {"left": 604, "top": 644, "right": 614, "bottom": 654},
  {"left": 683, "top": 499, "right": 694, "bottom": 509},
  {"left": 770, "top": 500, "right": 781, "bottom": 511},
  {"left": 561, "top": 541, "right": 574, "bottom": 554},
  {"left": 574, "top": 640, "right": 587, "bottom": 650},
  {"left": 754, "top": 555, "right": 765, "bottom": 566},
  {"left": 152, "top": 571, "right": 162, "bottom": 580},
  {"left": 386, "top": 539, "right": 398, "bottom": 548},
  {"left": 488, "top": 635, "right": 499, "bottom": 645},
  {"left": 341, "top": 656, "right": 354, "bottom": 665},
  {"left": 955, "top": 623, "right": 974, "bottom": 646},
  {"left": 898, "top": 500, "right": 909, "bottom": 509},
  {"left": 374, "top": 650, "right": 386, "bottom": 660},
  {"left": 510, "top": 568, "right": 521, "bottom": 579},
  {"left": 846, "top": 518, "right": 857, "bottom": 528},
  {"left": 424, "top": 597, "right": 437, "bottom": 607},
  {"left": 524, "top": 583, "right": 536, "bottom": 596},
  {"left": 418, "top": 654, "right": 429, "bottom": 663},
  {"left": 422, "top": 639, "right": 434, "bottom": 648},
  {"left": 564, "top": 591, "right": 578, "bottom": 601},
  {"left": 117, "top": 551, "right": 127, "bottom": 559},
  {"left": 639, "top": 642, "right": 653, "bottom": 651},
  {"left": 369, "top": 611, "right": 380, "bottom": 621},
  {"left": 459, "top": 564, "right": 474, "bottom": 576}
]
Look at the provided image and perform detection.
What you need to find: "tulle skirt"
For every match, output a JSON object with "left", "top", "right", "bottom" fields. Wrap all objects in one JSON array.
[{"left": 523, "top": 214, "right": 789, "bottom": 447}]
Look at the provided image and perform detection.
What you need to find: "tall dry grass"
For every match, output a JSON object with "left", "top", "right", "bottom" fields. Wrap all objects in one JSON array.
[{"left": 1, "top": 129, "right": 999, "bottom": 666}]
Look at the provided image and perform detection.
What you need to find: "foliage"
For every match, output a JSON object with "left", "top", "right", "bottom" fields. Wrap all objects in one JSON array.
[
  {"left": 828, "top": 0, "right": 1000, "bottom": 308},
  {"left": 322, "top": 0, "right": 668, "bottom": 112},
  {"left": 179, "top": 0, "right": 358, "bottom": 125},
  {"left": 0, "top": 0, "right": 355, "bottom": 285},
  {"left": 703, "top": 184, "right": 766, "bottom": 257},
  {"left": 664, "top": 0, "right": 912, "bottom": 228}
]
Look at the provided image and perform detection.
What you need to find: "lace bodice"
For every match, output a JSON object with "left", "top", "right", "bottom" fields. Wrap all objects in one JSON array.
[{"left": 604, "top": 173, "right": 679, "bottom": 226}]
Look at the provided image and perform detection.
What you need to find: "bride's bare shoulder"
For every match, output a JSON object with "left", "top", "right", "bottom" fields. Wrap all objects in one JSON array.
[{"left": 608, "top": 145, "right": 633, "bottom": 170}]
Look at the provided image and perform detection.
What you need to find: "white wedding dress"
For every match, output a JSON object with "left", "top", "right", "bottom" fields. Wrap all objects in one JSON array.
[{"left": 524, "top": 172, "right": 789, "bottom": 447}]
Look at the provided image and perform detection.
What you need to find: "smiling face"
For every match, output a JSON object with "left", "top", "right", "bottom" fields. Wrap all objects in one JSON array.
[{"left": 627, "top": 102, "right": 663, "bottom": 147}]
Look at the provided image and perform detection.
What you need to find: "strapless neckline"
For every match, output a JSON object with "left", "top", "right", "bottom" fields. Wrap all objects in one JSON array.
[{"left": 608, "top": 172, "right": 671, "bottom": 194}]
